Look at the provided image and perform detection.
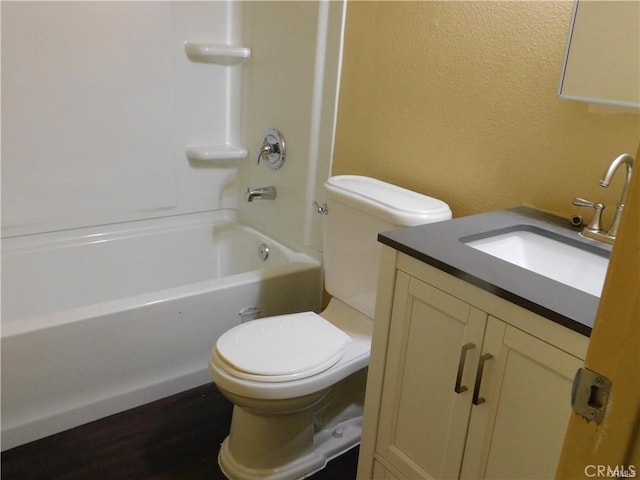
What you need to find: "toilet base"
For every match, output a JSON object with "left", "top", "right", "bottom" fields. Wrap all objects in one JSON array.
[
  {"left": 216, "top": 369, "right": 367, "bottom": 480},
  {"left": 218, "top": 416, "right": 362, "bottom": 480}
]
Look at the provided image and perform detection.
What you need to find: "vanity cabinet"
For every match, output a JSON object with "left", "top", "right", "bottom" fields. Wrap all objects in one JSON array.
[{"left": 359, "top": 248, "right": 589, "bottom": 480}]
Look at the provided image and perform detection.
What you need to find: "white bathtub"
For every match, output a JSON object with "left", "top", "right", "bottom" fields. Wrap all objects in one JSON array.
[{"left": 1, "top": 210, "right": 322, "bottom": 450}]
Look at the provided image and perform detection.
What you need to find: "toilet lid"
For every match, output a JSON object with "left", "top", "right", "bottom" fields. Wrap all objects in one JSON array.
[{"left": 216, "top": 312, "right": 352, "bottom": 381}]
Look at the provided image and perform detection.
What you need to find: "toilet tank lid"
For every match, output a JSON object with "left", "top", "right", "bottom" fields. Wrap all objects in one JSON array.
[{"left": 325, "top": 175, "right": 452, "bottom": 227}]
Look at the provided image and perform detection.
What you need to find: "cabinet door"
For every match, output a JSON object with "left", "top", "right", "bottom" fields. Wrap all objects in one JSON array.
[
  {"left": 461, "top": 317, "right": 583, "bottom": 480},
  {"left": 376, "top": 272, "right": 487, "bottom": 479},
  {"left": 372, "top": 460, "right": 401, "bottom": 479}
]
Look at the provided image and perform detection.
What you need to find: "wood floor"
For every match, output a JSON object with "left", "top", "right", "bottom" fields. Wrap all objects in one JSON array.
[{"left": 1, "top": 383, "right": 359, "bottom": 480}]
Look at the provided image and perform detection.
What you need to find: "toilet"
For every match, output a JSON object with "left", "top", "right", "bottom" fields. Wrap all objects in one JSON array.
[{"left": 209, "top": 175, "right": 451, "bottom": 479}]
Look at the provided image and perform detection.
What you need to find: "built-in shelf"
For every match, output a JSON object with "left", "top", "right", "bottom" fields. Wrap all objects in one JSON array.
[
  {"left": 184, "top": 42, "right": 251, "bottom": 65},
  {"left": 184, "top": 43, "right": 249, "bottom": 163},
  {"left": 186, "top": 145, "right": 248, "bottom": 162}
]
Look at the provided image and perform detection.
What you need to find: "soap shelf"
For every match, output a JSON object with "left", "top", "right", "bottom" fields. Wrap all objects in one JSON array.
[
  {"left": 184, "top": 43, "right": 250, "bottom": 163},
  {"left": 186, "top": 145, "right": 248, "bottom": 162},
  {"left": 184, "top": 42, "right": 251, "bottom": 65}
]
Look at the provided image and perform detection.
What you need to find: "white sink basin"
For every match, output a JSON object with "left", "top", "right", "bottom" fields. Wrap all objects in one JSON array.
[{"left": 464, "top": 229, "right": 609, "bottom": 297}]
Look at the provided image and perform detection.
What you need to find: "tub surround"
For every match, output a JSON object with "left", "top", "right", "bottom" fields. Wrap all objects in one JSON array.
[
  {"left": 1, "top": 2, "right": 242, "bottom": 238},
  {"left": 378, "top": 207, "right": 610, "bottom": 336}
]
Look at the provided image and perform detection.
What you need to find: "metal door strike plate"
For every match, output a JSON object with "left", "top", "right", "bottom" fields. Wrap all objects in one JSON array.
[{"left": 571, "top": 367, "right": 612, "bottom": 424}]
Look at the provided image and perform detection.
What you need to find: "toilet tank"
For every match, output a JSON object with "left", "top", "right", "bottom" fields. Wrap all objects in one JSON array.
[{"left": 324, "top": 175, "right": 452, "bottom": 319}]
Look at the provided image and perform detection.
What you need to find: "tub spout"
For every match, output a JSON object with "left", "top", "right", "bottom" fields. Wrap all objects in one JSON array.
[{"left": 246, "top": 186, "right": 277, "bottom": 202}]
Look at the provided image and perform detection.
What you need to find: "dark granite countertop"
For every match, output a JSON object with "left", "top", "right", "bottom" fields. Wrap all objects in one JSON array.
[{"left": 378, "top": 207, "right": 612, "bottom": 337}]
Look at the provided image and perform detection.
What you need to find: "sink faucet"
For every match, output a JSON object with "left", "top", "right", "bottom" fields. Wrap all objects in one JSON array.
[
  {"left": 572, "top": 153, "right": 634, "bottom": 244},
  {"left": 246, "top": 186, "right": 277, "bottom": 202},
  {"left": 599, "top": 153, "right": 634, "bottom": 238}
]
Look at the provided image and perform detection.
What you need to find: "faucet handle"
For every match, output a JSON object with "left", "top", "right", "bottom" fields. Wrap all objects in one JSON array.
[
  {"left": 572, "top": 197, "right": 597, "bottom": 208},
  {"left": 313, "top": 201, "right": 328, "bottom": 215},
  {"left": 257, "top": 143, "right": 274, "bottom": 164},
  {"left": 572, "top": 197, "right": 605, "bottom": 232},
  {"left": 256, "top": 129, "right": 285, "bottom": 170}
]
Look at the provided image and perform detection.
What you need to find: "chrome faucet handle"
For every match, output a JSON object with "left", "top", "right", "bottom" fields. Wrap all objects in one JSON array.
[
  {"left": 256, "top": 129, "right": 285, "bottom": 170},
  {"left": 313, "top": 201, "right": 328, "bottom": 215},
  {"left": 572, "top": 197, "right": 598, "bottom": 208},
  {"left": 572, "top": 197, "right": 605, "bottom": 232},
  {"left": 257, "top": 143, "right": 276, "bottom": 165}
]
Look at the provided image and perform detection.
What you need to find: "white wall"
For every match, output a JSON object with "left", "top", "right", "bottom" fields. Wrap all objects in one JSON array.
[
  {"left": 1, "top": 1, "right": 345, "bottom": 254},
  {"left": 1, "top": 1, "right": 240, "bottom": 237},
  {"left": 237, "top": 1, "right": 345, "bottom": 254}
]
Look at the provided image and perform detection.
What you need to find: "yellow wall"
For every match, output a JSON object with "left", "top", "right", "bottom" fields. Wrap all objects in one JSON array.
[{"left": 332, "top": 1, "right": 640, "bottom": 220}]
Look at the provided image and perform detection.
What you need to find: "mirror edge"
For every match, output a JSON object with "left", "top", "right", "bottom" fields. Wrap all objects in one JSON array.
[{"left": 557, "top": 0, "right": 640, "bottom": 110}]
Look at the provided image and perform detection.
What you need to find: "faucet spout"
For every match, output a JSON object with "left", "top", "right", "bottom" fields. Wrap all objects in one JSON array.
[
  {"left": 246, "top": 186, "right": 277, "bottom": 202},
  {"left": 600, "top": 153, "right": 633, "bottom": 191},
  {"left": 599, "top": 153, "right": 634, "bottom": 237}
]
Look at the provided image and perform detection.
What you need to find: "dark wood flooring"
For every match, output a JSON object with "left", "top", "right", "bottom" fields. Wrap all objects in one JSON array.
[{"left": 1, "top": 383, "right": 359, "bottom": 480}]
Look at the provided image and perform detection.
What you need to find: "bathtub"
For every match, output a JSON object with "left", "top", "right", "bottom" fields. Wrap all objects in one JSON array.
[{"left": 1, "top": 210, "right": 322, "bottom": 450}]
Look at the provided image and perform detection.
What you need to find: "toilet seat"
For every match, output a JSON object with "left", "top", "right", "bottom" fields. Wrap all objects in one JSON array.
[{"left": 216, "top": 312, "right": 353, "bottom": 383}]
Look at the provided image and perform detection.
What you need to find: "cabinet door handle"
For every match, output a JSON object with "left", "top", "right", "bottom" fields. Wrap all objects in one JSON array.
[
  {"left": 454, "top": 343, "right": 475, "bottom": 394},
  {"left": 472, "top": 353, "right": 493, "bottom": 406}
]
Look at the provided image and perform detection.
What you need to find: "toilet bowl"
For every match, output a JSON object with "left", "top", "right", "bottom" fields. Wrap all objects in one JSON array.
[
  {"left": 209, "top": 300, "right": 372, "bottom": 480},
  {"left": 209, "top": 175, "right": 452, "bottom": 479}
]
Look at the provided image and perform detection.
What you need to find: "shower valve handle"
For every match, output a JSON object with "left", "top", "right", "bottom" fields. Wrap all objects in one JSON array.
[
  {"left": 257, "top": 143, "right": 278, "bottom": 164},
  {"left": 256, "top": 129, "right": 286, "bottom": 170}
]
